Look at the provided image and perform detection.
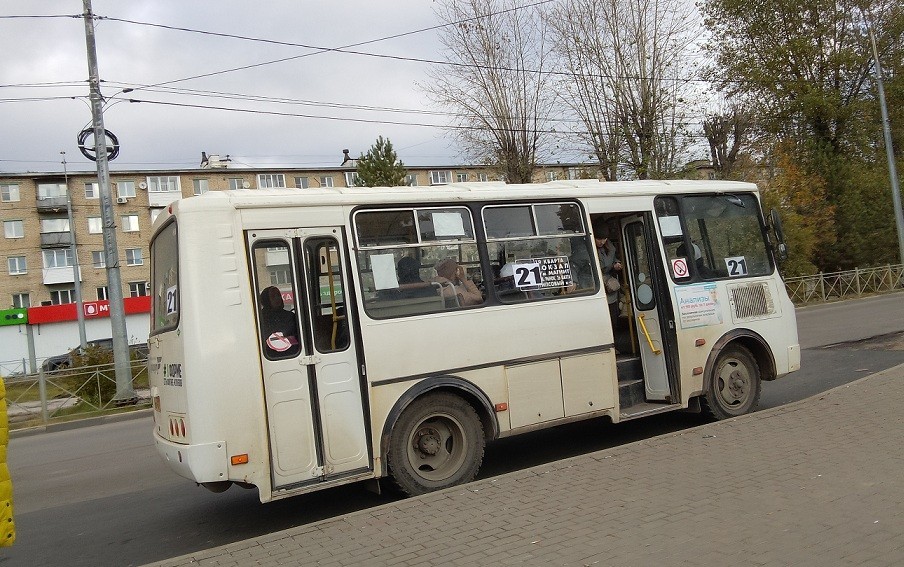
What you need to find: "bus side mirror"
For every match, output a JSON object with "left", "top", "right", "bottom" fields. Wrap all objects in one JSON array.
[{"left": 769, "top": 209, "right": 788, "bottom": 263}]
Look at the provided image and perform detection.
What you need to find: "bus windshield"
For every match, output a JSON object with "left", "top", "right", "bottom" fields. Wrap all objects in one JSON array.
[{"left": 150, "top": 220, "right": 179, "bottom": 333}]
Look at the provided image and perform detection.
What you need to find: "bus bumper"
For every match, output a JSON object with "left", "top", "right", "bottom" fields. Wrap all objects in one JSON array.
[{"left": 154, "top": 432, "right": 228, "bottom": 483}]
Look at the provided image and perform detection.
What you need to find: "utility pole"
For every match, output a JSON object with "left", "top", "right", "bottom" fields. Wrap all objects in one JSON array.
[
  {"left": 82, "top": 0, "right": 134, "bottom": 402},
  {"left": 869, "top": 28, "right": 904, "bottom": 264},
  {"left": 62, "top": 152, "right": 88, "bottom": 350}
]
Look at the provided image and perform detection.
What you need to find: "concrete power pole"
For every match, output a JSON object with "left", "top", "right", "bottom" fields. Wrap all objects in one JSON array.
[
  {"left": 869, "top": 28, "right": 904, "bottom": 265},
  {"left": 81, "top": 0, "right": 135, "bottom": 402}
]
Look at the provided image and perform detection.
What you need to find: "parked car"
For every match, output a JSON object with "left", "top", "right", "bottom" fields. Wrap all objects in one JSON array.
[{"left": 41, "top": 338, "right": 149, "bottom": 372}]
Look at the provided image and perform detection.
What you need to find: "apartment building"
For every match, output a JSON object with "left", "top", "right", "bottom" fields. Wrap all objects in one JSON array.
[{"left": 1, "top": 157, "right": 597, "bottom": 310}]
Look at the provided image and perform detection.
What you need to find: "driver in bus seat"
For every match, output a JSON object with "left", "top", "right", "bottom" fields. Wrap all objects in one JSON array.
[{"left": 258, "top": 286, "right": 300, "bottom": 356}]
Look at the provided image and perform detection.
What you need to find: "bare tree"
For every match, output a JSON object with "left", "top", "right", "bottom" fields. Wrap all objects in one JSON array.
[
  {"left": 550, "top": 0, "right": 699, "bottom": 180},
  {"left": 426, "top": 0, "right": 556, "bottom": 183},
  {"left": 702, "top": 103, "right": 754, "bottom": 179}
]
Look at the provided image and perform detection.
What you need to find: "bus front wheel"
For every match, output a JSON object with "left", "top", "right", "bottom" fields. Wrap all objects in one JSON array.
[
  {"left": 388, "top": 393, "right": 485, "bottom": 496},
  {"left": 702, "top": 345, "right": 761, "bottom": 420}
]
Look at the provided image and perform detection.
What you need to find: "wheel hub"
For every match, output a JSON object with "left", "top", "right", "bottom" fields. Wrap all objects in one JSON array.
[{"left": 415, "top": 428, "right": 440, "bottom": 456}]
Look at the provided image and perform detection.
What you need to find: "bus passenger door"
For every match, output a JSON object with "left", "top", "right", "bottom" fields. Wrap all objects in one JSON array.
[
  {"left": 249, "top": 229, "right": 369, "bottom": 489},
  {"left": 299, "top": 232, "right": 369, "bottom": 478},
  {"left": 622, "top": 217, "right": 673, "bottom": 401}
]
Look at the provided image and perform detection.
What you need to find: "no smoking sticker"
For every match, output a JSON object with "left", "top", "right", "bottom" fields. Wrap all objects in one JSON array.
[{"left": 671, "top": 257, "right": 689, "bottom": 278}]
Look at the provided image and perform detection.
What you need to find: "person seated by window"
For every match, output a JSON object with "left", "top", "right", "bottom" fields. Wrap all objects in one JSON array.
[
  {"left": 677, "top": 242, "right": 718, "bottom": 279},
  {"left": 396, "top": 256, "right": 438, "bottom": 298},
  {"left": 258, "top": 286, "right": 300, "bottom": 356},
  {"left": 434, "top": 258, "right": 483, "bottom": 306},
  {"left": 494, "top": 262, "right": 543, "bottom": 301}
]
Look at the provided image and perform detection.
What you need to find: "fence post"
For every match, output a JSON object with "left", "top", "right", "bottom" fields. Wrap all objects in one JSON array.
[
  {"left": 855, "top": 267, "right": 861, "bottom": 295},
  {"left": 819, "top": 272, "right": 826, "bottom": 301},
  {"left": 37, "top": 369, "right": 49, "bottom": 424}
]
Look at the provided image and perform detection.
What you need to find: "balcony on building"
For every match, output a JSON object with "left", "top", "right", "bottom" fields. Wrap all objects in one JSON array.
[
  {"left": 36, "top": 196, "right": 69, "bottom": 212},
  {"left": 40, "top": 231, "right": 72, "bottom": 247},
  {"left": 43, "top": 266, "right": 81, "bottom": 285}
]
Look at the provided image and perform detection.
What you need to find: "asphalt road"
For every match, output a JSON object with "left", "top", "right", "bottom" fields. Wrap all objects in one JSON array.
[{"left": 4, "top": 292, "right": 904, "bottom": 567}]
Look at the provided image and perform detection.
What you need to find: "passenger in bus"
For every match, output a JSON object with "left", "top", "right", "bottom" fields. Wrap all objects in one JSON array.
[
  {"left": 396, "top": 256, "right": 437, "bottom": 298},
  {"left": 434, "top": 258, "right": 483, "bottom": 306},
  {"left": 258, "top": 286, "right": 300, "bottom": 356},
  {"left": 594, "top": 223, "right": 623, "bottom": 326}
]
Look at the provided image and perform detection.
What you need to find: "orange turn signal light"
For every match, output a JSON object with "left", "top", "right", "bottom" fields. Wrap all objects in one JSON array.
[
  {"left": 695, "top": 338, "right": 706, "bottom": 347},
  {"left": 494, "top": 403, "right": 508, "bottom": 412},
  {"left": 231, "top": 454, "right": 249, "bottom": 465}
]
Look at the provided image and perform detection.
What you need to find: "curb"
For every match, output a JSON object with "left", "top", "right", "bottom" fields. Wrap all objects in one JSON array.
[{"left": 10, "top": 408, "right": 153, "bottom": 438}]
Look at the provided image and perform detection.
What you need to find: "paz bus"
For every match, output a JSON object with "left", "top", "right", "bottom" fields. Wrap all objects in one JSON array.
[{"left": 148, "top": 179, "right": 800, "bottom": 501}]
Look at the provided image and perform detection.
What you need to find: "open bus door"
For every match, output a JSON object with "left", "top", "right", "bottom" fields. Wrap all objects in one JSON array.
[
  {"left": 620, "top": 215, "right": 676, "bottom": 403},
  {"left": 248, "top": 228, "right": 370, "bottom": 489}
]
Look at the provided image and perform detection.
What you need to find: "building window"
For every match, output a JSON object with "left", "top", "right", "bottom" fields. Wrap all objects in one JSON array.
[
  {"left": 122, "top": 215, "right": 140, "bottom": 232},
  {"left": 3, "top": 220, "right": 24, "bottom": 239},
  {"left": 546, "top": 171, "right": 560, "bottom": 182},
  {"left": 319, "top": 176, "right": 334, "bottom": 188},
  {"left": 430, "top": 170, "right": 451, "bottom": 185},
  {"left": 12, "top": 293, "right": 30, "bottom": 308},
  {"left": 85, "top": 182, "right": 99, "bottom": 199},
  {"left": 43, "top": 249, "right": 73, "bottom": 268},
  {"left": 1, "top": 184, "right": 20, "bottom": 202},
  {"left": 405, "top": 174, "right": 418, "bottom": 187},
  {"left": 129, "top": 281, "right": 149, "bottom": 297},
  {"left": 7, "top": 256, "right": 27, "bottom": 275},
  {"left": 147, "top": 176, "right": 180, "bottom": 192},
  {"left": 41, "top": 218, "right": 70, "bottom": 233},
  {"left": 228, "top": 178, "right": 245, "bottom": 190},
  {"left": 96, "top": 286, "right": 108, "bottom": 301},
  {"left": 150, "top": 208, "right": 164, "bottom": 224},
  {"left": 294, "top": 176, "right": 309, "bottom": 189},
  {"left": 37, "top": 183, "right": 67, "bottom": 199},
  {"left": 49, "top": 289, "right": 75, "bottom": 305},
  {"left": 258, "top": 174, "right": 286, "bottom": 189},
  {"left": 192, "top": 179, "right": 209, "bottom": 196},
  {"left": 88, "top": 217, "right": 103, "bottom": 234},
  {"left": 477, "top": 173, "right": 489, "bottom": 182},
  {"left": 344, "top": 172, "right": 360, "bottom": 187},
  {"left": 91, "top": 250, "right": 106, "bottom": 268},
  {"left": 125, "top": 248, "right": 143, "bottom": 266},
  {"left": 116, "top": 181, "right": 136, "bottom": 198},
  {"left": 456, "top": 173, "right": 468, "bottom": 183}
]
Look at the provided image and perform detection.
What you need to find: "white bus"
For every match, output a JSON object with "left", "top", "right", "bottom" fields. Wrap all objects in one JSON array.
[{"left": 148, "top": 179, "right": 800, "bottom": 501}]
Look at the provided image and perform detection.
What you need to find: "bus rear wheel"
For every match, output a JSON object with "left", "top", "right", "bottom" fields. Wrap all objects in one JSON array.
[
  {"left": 702, "top": 345, "right": 761, "bottom": 420},
  {"left": 388, "top": 393, "right": 484, "bottom": 496}
]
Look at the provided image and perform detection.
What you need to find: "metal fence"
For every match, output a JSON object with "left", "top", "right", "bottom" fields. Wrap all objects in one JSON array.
[
  {"left": 4, "top": 360, "right": 149, "bottom": 428},
  {"left": 784, "top": 264, "right": 904, "bottom": 304}
]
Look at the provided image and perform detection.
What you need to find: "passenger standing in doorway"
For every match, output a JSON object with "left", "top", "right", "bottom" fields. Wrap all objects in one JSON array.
[{"left": 594, "top": 222, "right": 623, "bottom": 327}]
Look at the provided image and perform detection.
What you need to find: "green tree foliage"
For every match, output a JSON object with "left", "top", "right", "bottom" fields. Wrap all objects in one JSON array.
[
  {"left": 355, "top": 137, "right": 408, "bottom": 188},
  {"left": 703, "top": 0, "right": 904, "bottom": 270},
  {"left": 760, "top": 144, "right": 835, "bottom": 276}
]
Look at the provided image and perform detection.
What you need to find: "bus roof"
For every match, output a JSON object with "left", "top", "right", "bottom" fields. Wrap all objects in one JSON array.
[{"left": 175, "top": 179, "right": 759, "bottom": 213}]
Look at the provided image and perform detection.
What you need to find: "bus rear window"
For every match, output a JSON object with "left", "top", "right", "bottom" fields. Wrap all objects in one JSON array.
[{"left": 150, "top": 220, "right": 179, "bottom": 333}]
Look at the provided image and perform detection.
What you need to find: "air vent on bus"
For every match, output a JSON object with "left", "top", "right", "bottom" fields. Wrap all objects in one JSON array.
[{"left": 728, "top": 282, "right": 775, "bottom": 320}]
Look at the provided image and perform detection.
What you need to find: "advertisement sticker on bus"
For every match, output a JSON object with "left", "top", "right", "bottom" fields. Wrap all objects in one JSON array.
[{"left": 675, "top": 283, "right": 722, "bottom": 328}]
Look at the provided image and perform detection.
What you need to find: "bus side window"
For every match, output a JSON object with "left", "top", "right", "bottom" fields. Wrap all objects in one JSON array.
[
  {"left": 251, "top": 241, "right": 302, "bottom": 359},
  {"left": 307, "top": 239, "right": 349, "bottom": 352}
]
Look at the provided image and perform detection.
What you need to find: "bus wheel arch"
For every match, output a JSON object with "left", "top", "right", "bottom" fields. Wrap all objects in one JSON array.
[
  {"left": 701, "top": 331, "right": 775, "bottom": 420},
  {"left": 380, "top": 378, "right": 496, "bottom": 495}
]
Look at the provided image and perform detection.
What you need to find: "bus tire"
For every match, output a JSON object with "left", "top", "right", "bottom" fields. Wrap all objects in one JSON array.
[
  {"left": 388, "top": 392, "right": 484, "bottom": 496},
  {"left": 702, "top": 344, "right": 761, "bottom": 420}
]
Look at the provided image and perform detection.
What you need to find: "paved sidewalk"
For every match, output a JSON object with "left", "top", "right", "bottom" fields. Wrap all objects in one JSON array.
[{"left": 145, "top": 365, "right": 904, "bottom": 567}]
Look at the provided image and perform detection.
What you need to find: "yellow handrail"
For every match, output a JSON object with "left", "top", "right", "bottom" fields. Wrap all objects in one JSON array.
[{"left": 637, "top": 313, "right": 662, "bottom": 355}]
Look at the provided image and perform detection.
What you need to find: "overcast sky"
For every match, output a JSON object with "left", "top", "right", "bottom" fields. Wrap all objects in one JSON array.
[{"left": 1, "top": 1, "right": 508, "bottom": 175}]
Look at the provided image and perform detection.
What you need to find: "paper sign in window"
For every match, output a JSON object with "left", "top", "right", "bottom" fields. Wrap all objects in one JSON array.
[
  {"left": 432, "top": 212, "right": 465, "bottom": 237},
  {"left": 658, "top": 216, "right": 683, "bottom": 237},
  {"left": 371, "top": 254, "right": 399, "bottom": 290}
]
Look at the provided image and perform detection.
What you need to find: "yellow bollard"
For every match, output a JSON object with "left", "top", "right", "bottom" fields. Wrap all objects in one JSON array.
[{"left": 0, "top": 377, "right": 14, "bottom": 547}]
